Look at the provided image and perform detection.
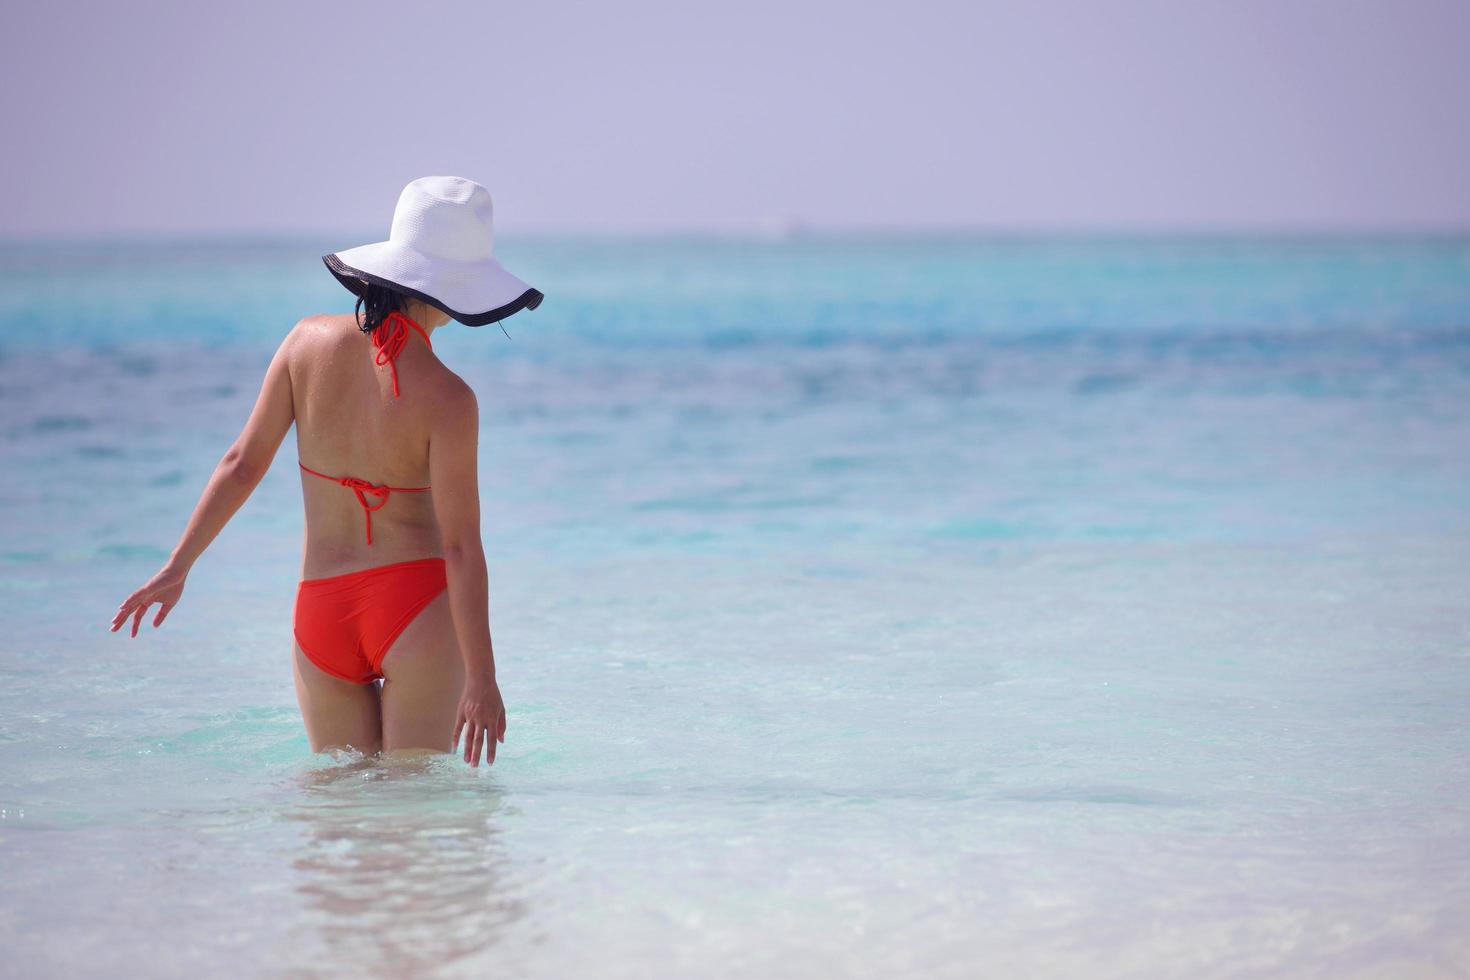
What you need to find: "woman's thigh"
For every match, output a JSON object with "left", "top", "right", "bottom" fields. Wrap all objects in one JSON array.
[
  {"left": 379, "top": 591, "right": 465, "bottom": 753},
  {"left": 292, "top": 643, "right": 383, "bottom": 754}
]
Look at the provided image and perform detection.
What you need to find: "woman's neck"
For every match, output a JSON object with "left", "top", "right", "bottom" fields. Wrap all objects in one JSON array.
[{"left": 402, "top": 301, "right": 451, "bottom": 337}]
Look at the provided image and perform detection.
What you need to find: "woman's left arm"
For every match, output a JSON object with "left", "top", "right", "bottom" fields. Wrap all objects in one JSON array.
[{"left": 111, "top": 328, "right": 298, "bottom": 637}]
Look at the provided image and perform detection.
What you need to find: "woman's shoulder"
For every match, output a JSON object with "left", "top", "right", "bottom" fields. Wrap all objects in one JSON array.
[
  {"left": 278, "top": 313, "right": 475, "bottom": 409},
  {"left": 276, "top": 313, "right": 359, "bottom": 364},
  {"left": 286, "top": 313, "right": 355, "bottom": 345},
  {"left": 422, "top": 361, "right": 478, "bottom": 415}
]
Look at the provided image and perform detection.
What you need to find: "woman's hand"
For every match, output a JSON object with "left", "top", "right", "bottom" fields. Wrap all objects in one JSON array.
[
  {"left": 110, "top": 563, "right": 188, "bottom": 637},
  {"left": 454, "top": 676, "right": 506, "bottom": 767}
]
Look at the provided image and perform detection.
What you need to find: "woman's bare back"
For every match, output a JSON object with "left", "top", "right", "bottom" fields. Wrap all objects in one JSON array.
[{"left": 287, "top": 313, "right": 465, "bottom": 578}]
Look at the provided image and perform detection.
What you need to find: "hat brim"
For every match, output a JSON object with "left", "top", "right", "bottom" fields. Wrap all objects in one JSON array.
[{"left": 323, "top": 242, "right": 543, "bottom": 327}]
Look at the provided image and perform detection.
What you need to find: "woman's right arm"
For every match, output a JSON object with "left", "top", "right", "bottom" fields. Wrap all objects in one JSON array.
[
  {"left": 429, "top": 381, "right": 506, "bottom": 767},
  {"left": 111, "top": 327, "right": 296, "bottom": 637}
]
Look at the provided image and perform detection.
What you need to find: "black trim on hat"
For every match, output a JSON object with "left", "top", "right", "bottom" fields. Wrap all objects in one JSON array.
[{"left": 323, "top": 253, "right": 544, "bottom": 327}]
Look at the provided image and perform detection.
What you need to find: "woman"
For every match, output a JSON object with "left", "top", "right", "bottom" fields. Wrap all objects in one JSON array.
[{"left": 109, "top": 176, "right": 544, "bottom": 768}]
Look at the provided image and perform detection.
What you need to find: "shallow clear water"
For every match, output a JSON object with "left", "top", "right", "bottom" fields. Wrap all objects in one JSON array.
[{"left": 2, "top": 236, "right": 1469, "bottom": 977}]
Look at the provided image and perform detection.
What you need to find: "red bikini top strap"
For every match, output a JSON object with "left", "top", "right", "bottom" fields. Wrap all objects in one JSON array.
[
  {"left": 298, "top": 461, "right": 339, "bottom": 484},
  {"left": 371, "top": 311, "right": 433, "bottom": 398},
  {"left": 298, "top": 461, "right": 431, "bottom": 545}
]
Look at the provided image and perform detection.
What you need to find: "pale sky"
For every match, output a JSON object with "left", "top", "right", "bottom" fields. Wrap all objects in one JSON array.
[{"left": 2, "top": 0, "right": 1467, "bottom": 236}]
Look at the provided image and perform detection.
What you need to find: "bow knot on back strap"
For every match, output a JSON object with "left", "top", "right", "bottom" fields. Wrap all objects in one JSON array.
[
  {"left": 299, "top": 462, "right": 430, "bottom": 545},
  {"left": 339, "top": 477, "right": 391, "bottom": 509},
  {"left": 372, "top": 311, "right": 433, "bottom": 398}
]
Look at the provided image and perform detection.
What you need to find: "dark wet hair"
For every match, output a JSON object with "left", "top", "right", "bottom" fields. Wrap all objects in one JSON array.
[
  {"left": 351, "top": 280, "right": 515, "bottom": 340},
  {"left": 353, "top": 282, "right": 411, "bottom": 335}
]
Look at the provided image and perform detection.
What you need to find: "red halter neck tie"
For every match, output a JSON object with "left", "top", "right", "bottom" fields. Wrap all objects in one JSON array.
[{"left": 372, "top": 310, "right": 433, "bottom": 398}]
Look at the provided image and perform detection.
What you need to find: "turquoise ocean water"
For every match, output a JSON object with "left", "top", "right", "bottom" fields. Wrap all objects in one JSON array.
[{"left": 1, "top": 236, "right": 1468, "bottom": 977}]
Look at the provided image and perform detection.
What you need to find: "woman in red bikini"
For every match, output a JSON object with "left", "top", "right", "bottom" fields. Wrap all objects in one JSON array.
[{"left": 109, "top": 176, "right": 543, "bottom": 768}]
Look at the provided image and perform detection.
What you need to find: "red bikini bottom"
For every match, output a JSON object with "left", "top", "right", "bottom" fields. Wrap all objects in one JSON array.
[{"left": 293, "top": 557, "right": 448, "bottom": 684}]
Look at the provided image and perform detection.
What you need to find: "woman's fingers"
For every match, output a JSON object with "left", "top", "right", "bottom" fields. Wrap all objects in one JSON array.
[
  {"left": 464, "top": 722, "right": 479, "bottom": 764},
  {"left": 111, "top": 572, "right": 184, "bottom": 634},
  {"left": 111, "top": 593, "right": 139, "bottom": 631},
  {"left": 456, "top": 711, "right": 509, "bottom": 767}
]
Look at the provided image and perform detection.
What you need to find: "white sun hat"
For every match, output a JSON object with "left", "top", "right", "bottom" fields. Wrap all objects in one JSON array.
[{"left": 323, "top": 175, "right": 543, "bottom": 327}]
